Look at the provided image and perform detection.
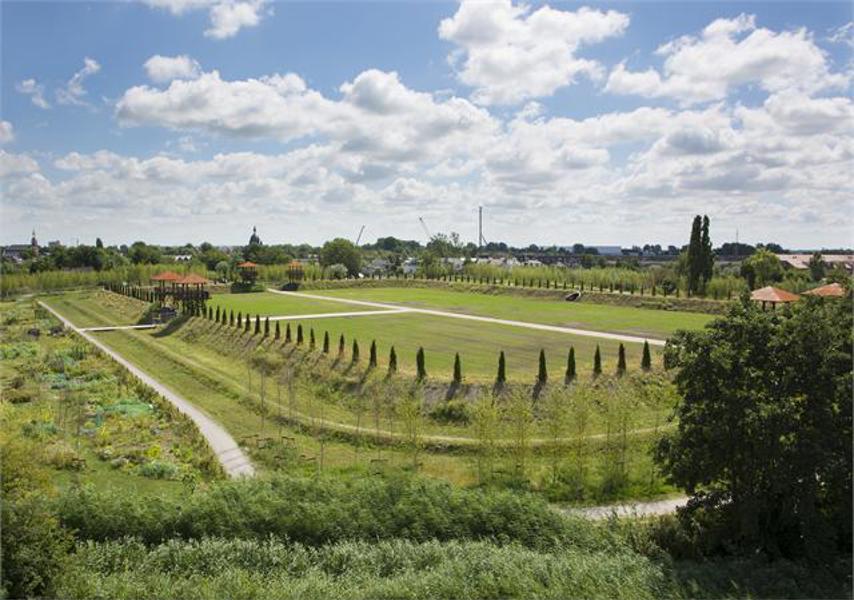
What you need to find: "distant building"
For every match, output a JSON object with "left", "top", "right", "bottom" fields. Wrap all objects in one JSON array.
[
  {"left": 443, "top": 257, "right": 466, "bottom": 272},
  {"left": 777, "top": 254, "right": 854, "bottom": 272},
  {"left": 591, "top": 246, "right": 622, "bottom": 256},
  {"left": 401, "top": 258, "right": 419, "bottom": 275},
  {"left": 364, "top": 257, "right": 391, "bottom": 275},
  {"left": 2, "top": 229, "right": 39, "bottom": 262},
  {"left": 173, "top": 254, "right": 193, "bottom": 262}
]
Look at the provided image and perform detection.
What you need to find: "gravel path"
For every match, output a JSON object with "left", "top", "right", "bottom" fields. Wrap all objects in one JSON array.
[
  {"left": 80, "top": 324, "right": 158, "bottom": 332},
  {"left": 39, "top": 301, "right": 255, "bottom": 478},
  {"left": 269, "top": 289, "right": 665, "bottom": 346},
  {"left": 560, "top": 496, "right": 688, "bottom": 520}
]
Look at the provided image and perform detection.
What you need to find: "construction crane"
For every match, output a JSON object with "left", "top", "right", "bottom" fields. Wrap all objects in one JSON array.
[
  {"left": 418, "top": 217, "right": 431, "bottom": 240},
  {"left": 355, "top": 225, "right": 366, "bottom": 246}
]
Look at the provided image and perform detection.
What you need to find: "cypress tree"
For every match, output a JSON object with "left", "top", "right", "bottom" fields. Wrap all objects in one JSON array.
[
  {"left": 453, "top": 352, "right": 462, "bottom": 384},
  {"left": 565, "top": 346, "right": 576, "bottom": 383},
  {"left": 701, "top": 215, "right": 713, "bottom": 289},
  {"left": 687, "top": 215, "right": 703, "bottom": 294},
  {"left": 310, "top": 328, "right": 316, "bottom": 350},
  {"left": 416, "top": 347, "right": 426, "bottom": 380},
  {"left": 641, "top": 340, "right": 652, "bottom": 371},
  {"left": 297, "top": 324, "right": 304, "bottom": 345},
  {"left": 537, "top": 349, "right": 548, "bottom": 384},
  {"left": 338, "top": 334, "right": 345, "bottom": 356},
  {"left": 237, "top": 312, "right": 242, "bottom": 328},
  {"left": 388, "top": 346, "right": 397, "bottom": 374},
  {"left": 215, "top": 306, "right": 221, "bottom": 322},
  {"left": 254, "top": 315, "right": 261, "bottom": 335},
  {"left": 496, "top": 351, "right": 506, "bottom": 385},
  {"left": 285, "top": 323, "right": 292, "bottom": 343},
  {"left": 617, "top": 343, "right": 627, "bottom": 376},
  {"left": 229, "top": 310, "right": 234, "bottom": 326},
  {"left": 369, "top": 340, "right": 377, "bottom": 367},
  {"left": 352, "top": 340, "right": 360, "bottom": 362},
  {"left": 207, "top": 307, "right": 213, "bottom": 320},
  {"left": 323, "top": 331, "right": 330, "bottom": 353},
  {"left": 244, "top": 316, "right": 250, "bottom": 333},
  {"left": 593, "top": 345, "right": 602, "bottom": 377},
  {"left": 275, "top": 321, "right": 281, "bottom": 340},
  {"left": 264, "top": 317, "right": 270, "bottom": 337},
  {"left": 221, "top": 310, "right": 227, "bottom": 325}
]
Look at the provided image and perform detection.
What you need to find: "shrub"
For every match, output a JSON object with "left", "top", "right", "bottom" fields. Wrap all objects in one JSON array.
[
  {"left": 617, "top": 344, "right": 627, "bottom": 376},
  {"left": 429, "top": 400, "right": 470, "bottom": 425}
]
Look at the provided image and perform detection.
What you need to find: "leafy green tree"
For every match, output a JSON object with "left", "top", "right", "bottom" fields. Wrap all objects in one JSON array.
[
  {"left": 470, "top": 391, "right": 499, "bottom": 484},
  {"left": 641, "top": 340, "right": 652, "bottom": 371},
  {"left": 388, "top": 346, "right": 397, "bottom": 374},
  {"left": 323, "top": 331, "right": 330, "bottom": 353},
  {"left": 537, "top": 349, "right": 548, "bottom": 384},
  {"left": 416, "top": 347, "right": 426, "bottom": 380},
  {"left": 808, "top": 252, "right": 826, "bottom": 282},
  {"left": 657, "top": 297, "right": 852, "bottom": 558},
  {"left": 565, "top": 347, "right": 576, "bottom": 383},
  {"left": 369, "top": 340, "right": 377, "bottom": 368},
  {"left": 593, "top": 345, "right": 602, "bottom": 377},
  {"left": 453, "top": 352, "right": 462, "bottom": 384},
  {"left": 128, "top": 241, "right": 162, "bottom": 264},
  {"left": 616, "top": 344, "right": 626, "bottom": 376},
  {"left": 320, "top": 238, "right": 361, "bottom": 276},
  {"left": 740, "top": 249, "right": 783, "bottom": 289},
  {"left": 496, "top": 351, "right": 506, "bottom": 386}
]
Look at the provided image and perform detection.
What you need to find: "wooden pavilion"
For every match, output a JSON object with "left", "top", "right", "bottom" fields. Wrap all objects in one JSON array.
[
  {"left": 237, "top": 261, "right": 258, "bottom": 283},
  {"left": 803, "top": 282, "right": 846, "bottom": 298},
  {"left": 750, "top": 286, "right": 801, "bottom": 310}
]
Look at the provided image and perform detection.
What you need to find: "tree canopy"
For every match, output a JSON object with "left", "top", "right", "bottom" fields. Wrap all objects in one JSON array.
[{"left": 320, "top": 238, "right": 361, "bottom": 276}]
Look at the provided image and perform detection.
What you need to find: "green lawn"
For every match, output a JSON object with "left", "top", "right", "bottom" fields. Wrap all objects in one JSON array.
[
  {"left": 208, "top": 292, "right": 379, "bottom": 318},
  {"left": 41, "top": 289, "right": 147, "bottom": 328},
  {"left": 307, "top": 287, "right": 713, "bottom": 338}
]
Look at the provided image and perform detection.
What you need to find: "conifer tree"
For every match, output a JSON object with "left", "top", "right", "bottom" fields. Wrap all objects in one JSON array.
[
  {"left": 641, "top": 340, "right": 652, "bottom": 371},
  {"left": 388, "top": 346, "right": 397, "bottom": 374},
  {"left": 237, "top": 312, "right": 242, "bottom": 328},
  {"left": 285, "top": 323, "right": 292, "bottom": 343},
  {"left": 215, "top": 306, "right": 221, "bottom": 323},
  {"left": 453, "top": 352, "right": 462, "bottom": 384},
  {"left": 352, "top": 339, "right": 360, "bottom": 362},
  {"left": 369, "top": 340, "right": 377, "bottom": 367},
  {"left": 496, "top": 351, "right": 506, "bottom": 386},
  {"left": 565, "top": 346, "right": 576, "bottom": 383},
  {"left": 323, "top": 331, "right": 330, "bottom": 353},
  {"left": 244, "top": 316, "right": 250, "bottom": 333},
  {"left": 275, "top": 321, "right": 281, "bottom": 340},
  {"left": 264, "top": 317, "right": 270, "bottom": 337},
  {"left": 297, "top": 324, "right": 303, "bottom": 345},
  {"left": 309, "top": 328, "right": 316, "bottom": 350},
  {"left": 537, "top": 349, "right": 548, "bottom": 384},
  {"left": 229, "top": 310, "right": 234, "bottom": 326},
  {"left": 207, "top": 307, "right": 213, "bottom": 320},
  {"left": 593, "top": 345, "right": 602, "bottom": 377},
  {"left": 416, "top": 347, "right": 426, "bottom": 380},
  {"left": 338, "top": 334, "right": 345, "bottom": 356},
  {"left": 254, "top": 315, "right": 261, "bottom": 335},
  {"left": 617, "top": 343, "right": 627, "bottom": 376}
]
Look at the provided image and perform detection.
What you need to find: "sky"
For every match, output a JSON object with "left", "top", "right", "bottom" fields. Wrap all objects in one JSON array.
[{"left": 1, "top": 0, "right": 852, "bottom": 249}]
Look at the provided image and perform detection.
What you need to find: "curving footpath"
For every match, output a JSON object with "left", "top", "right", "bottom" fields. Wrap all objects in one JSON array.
[
  {"left": 269, "top": 289, "right": 666, "bottom": 346},
  {"left": 39, "top": 301, "right": 255, "bottom": 478}
]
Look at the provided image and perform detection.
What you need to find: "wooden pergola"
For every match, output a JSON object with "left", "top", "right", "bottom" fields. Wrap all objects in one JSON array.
[
  {"left": 803, "top": 282, "right": 846, "bottom": 298},
  {"left": 237, "top": 261, "right": 258, "bottom": 283},
  {"left": 750, "top": 286, "right": 801, "bottom": 310}
]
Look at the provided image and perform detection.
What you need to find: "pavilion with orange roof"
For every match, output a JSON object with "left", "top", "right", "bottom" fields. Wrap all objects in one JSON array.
[{"left": 750, "top": 286, "right": 801, "bottom": 310}]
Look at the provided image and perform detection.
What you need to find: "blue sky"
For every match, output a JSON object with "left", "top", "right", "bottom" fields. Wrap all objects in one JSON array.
[{"left": 1, "top": 1, "right": 852, "bottom": 248}]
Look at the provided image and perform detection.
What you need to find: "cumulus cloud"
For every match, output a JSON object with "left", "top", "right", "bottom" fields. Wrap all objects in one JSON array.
[
  {"left": 0, "top": 121, "right": 14, "bottom": 145},
  {"left": 439, "top": 0, "right": 628, "bottom": 105},
  {"left": 142, "top": 0, "right": 267, "bottom": 39},
  {"left": 605, "top": 14, "right": 849, "bottom": 105},
  {"left": 56, "top": 57, "right": 101, "bottom": 106},
  {"left": 15, "top": 79, "right": 50, "bottom": 109},
  {"left": 0, "top": 151, "right": 40, "bottom": 178},
  {"left": 144, "top": 54, "right": 202, "bottom": 83}
]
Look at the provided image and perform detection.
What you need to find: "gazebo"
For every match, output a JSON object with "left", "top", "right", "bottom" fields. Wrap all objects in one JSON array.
[
  {"left": 150, "top": 271, "right": 182, "bottom": 301},
  {"left": 750, "top": 286, "right": 801, "bottom": 310},
  {"left": 237, "top": 261, "right": 258, "bottom": 283},
  {"left": 803, "top": 282, "right": 845, "bottom": 298},
  {"left": 174, "top": 273, "right": 211, "bottom": 313}
]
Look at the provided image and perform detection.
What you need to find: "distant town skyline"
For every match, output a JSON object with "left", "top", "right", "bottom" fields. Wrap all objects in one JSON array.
[{"left": 1, "top": 1, "right": 852, "bottom": 247}]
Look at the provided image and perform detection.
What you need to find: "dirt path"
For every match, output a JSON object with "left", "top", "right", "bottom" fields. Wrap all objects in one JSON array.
[
  {"left": 559, "top": 496, "right": 688, "bottom": 520},
  {"left": 39, "top": 301, "right": 255, "bottom": 478},
  {"left": 79, "top": 324, "right": 158, "bottom": 332},
  {"left": 269, "top": 289, "right": 666, "bottom": 347}
]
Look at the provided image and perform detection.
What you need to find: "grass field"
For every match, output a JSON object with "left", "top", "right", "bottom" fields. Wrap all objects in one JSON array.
[
  {"left": 303, "top": 287, "right": 714, "bottom": 338},
  {"left": 208, "top": 292, "right": 381, "bottom": 318}
]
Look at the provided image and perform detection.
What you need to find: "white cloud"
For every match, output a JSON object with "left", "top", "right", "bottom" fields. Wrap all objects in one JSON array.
[
  {"left": 15, "top": 79, "right": 50, "bottom": 109},
  {"left": 56, "top": 57, "right": 101, "bottom": 106},
  {"left": 0, "top": 151, "right": 39, "bottom": 177},
  {"left": 439, "top": 0, "right": 629, "bottom": 105},
  {"left": 142, "top": 0, "right": 267, "bottom": 39},
  {"left": 144, "top": 54, "right": 202, "bottom": 83},
  {"left": 0, "top": 121, "right": 14, "bottom": 145},
  {"left": 827, "top": 21, "right": 853, "bottom": 49},
  {"left": 605, "top": 14, "right": 849, "bottom": 105}
]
